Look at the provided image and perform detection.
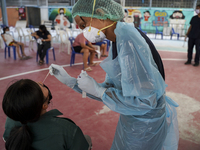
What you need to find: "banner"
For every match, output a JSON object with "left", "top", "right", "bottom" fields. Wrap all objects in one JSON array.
[
  {"left": 124, "top": 7, "right": 194, "bottom": 35},
  {"left": 49, "top": 7, "right": 72, "bottom": 28}
]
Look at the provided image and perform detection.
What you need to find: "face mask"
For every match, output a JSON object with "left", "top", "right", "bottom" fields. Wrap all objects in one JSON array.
[
  {"left": 83, "top": 22, "right": 116, "bottom": 43},
  {"left": 196, "top": 9, "right": 200, "bottom": 14},
  {"left": 5, "top": 31, "right": 10, "bottom": 34},
  {"left": 83, "top": 26, "right": 106, "bottom": 43}
]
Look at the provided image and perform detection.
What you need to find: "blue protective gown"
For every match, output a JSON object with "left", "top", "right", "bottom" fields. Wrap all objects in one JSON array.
[{"left": 74, "top": 22, "right": 179, "bottom": 150}]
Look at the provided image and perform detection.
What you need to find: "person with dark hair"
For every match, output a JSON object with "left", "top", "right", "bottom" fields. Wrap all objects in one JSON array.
[
  {"left": 1, "top": 26, "right": 31, "bottom": 60},
  {"left": 184, "top": 4, "right": 200, "bottom": 66},
  {"left": 2, "top": 79, "right": 92, "bottom": 150},
  {"left": 31, "top": 25, "right": 52, "bottom": 65}
]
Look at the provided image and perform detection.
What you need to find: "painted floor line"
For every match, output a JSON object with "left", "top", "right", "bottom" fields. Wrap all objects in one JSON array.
[
  {"left": 0, "top": 61, "right": 103, "bottom": 81},
  {"left": 162, "top": 58, "right": 187, "bottom": 61},
  {"left": 158, "top": 50, "right": 187, "bottom": 53},
  {"left": 0, "top": 59, "right": 185, "bottom": 81}
]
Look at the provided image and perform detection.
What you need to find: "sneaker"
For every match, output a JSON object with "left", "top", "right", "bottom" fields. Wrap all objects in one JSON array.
[
  {"left": 185, "top": 61, "right": 191, "bottom": 65},
  {"left": 193, "top": 63, "right": 199, "bottom": 67}
]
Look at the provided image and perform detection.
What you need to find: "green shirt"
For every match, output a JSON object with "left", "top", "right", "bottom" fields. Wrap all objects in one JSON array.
[{"left": 3, "top": 109, "right": 89, "bottom": 150}]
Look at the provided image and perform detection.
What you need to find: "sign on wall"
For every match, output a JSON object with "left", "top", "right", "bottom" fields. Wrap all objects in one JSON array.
[
  {"left": 48, "top": 7, "right": 72, "bottom": 28},
  {"left": 123, "top": 7, "right": 194, "bottom": 35}
]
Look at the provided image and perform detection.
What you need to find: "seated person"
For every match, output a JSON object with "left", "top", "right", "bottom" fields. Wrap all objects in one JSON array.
[
  {"left": 2, "top": 79, "right": 92, "bottom": 150},
  {"left": 1, "top": 26, "right": 31, "bottom": 60},
  {"left": 32, "top": 25, "right": 51, "bottom": 65},
  {"left": 73, "top": 32, "right": 97, "bottom": 71}
]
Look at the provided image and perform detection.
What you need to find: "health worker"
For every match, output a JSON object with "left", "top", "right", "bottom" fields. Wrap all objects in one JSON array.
[{"left": 50, "top": 0, "right": 179, "bottom": 149}]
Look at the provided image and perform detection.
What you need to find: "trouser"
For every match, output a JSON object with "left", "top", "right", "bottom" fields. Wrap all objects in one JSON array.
[
  {"left": 187, "top": 38, "right": 200, "bottom": 64},
  {"left": 37, "top": 42, "right": 51, "bottom": 61}
]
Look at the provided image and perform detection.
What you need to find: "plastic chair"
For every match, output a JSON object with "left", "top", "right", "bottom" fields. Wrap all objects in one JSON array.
[
  {"left": 29, "top": 25, "right": 35, "bottom": 32},
  {"left": 15, "top": 27, "right": 29, "bottom": 44},
  {"left": 4, "top": 41, "right": 22, "bottom": 60},
  {"left": 1, "top": 24, "right": 6, "bottom": 28},
  {"left": 26, "top": 29, "right": 36, "bottom": 51},
  {"left": 69, "top": 37, "right": 90, "bottom": 67},
  {"left": 36, "top": 47, "right": 56, "bottom": 64},
  {"left": 139, "top": 25, "right": 147, "bottom": 34},
  {"left": 155, "top": 26, "right": 163, "bottom": 39},
  {"left": 103, "top": 39, "right": 110, "bottom": 52},
  {"left": 171, "top": 27, "right": 179, "bottom": 40},
  {"left": 59, "top": 30, "right": 70, "bottom": 54}
]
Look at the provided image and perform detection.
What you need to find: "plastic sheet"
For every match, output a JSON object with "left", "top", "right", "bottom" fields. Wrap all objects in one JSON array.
[{"left": 98, "top": 22, "right": 179, "bottom": 150}]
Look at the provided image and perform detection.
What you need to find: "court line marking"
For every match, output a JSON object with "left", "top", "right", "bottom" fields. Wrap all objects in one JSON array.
[
  {"left": 158, "top": 50, "right": 187, "bottom": 53},
  {"left": 0, "top": 59, "right": 186, "bottom": 81},
  {"left": 0, "top": 61, "right": 103, "bottom": 81}
]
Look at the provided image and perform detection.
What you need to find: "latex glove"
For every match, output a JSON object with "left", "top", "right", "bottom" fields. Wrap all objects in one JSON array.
[
  {"left": 77, "top": 71, "right": 107, "bottom": 99},
  {"left": 49, "top": 64, "right": 77, "bottom": 88}
]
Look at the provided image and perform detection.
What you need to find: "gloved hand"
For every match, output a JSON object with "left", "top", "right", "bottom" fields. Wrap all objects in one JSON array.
[
  {"left": 49, "top": 64, "right": 77, "bottom": 88},
  {"left": 77, "top": 71, "right": 107, "bottom": 99}
]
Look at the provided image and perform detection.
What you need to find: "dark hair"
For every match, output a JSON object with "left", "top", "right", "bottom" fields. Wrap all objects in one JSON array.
[
  {"left": 3, "top": 26, "right": 9, "bottom": 34},
  {"left": 197, "top": 4, "right": 200, "bottom": 8},
  {"left": 2, "top": 79, "right": 45, "bottom": 150},
  {"left": 144, "top": 11, "right": 151, "bottom": 15},
  {"left": 39, "top": 25, "right": 48, "bottom": 34},
  {"left": 170, "top": 10, "right": 185, "bottom": 19}
]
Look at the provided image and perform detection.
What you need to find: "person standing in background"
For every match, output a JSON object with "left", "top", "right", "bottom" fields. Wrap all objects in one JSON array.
[{"left": 185, "top": 4, "right": 200, "bottom": 67}]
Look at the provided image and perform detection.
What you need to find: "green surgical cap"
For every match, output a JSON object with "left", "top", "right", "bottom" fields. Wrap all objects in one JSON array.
[{"left": 72, "top": 0, "right": 124, "bottom": 21}]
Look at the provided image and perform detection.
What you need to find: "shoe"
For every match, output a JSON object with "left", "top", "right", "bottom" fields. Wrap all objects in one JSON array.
[
  {"left": 185, "top": 61, "right": 191, "bottom": 65},
  {"left": 38, "top": 60, "right": 44, "bottom": 66},
  {"left": 84, "top": 67, "right": 92, "bottom": 71},
  {"left": 25, "top": 56, "right": 32, "bottom": 59},
  {"left": 89, "top": 63, "right": 98, "bottom": 66},
  {"left": 193, "top": 63, "right": 199, "bottom": 67},
  {"left": 101, "top": 54, "right": 108, "bottom": 57}
]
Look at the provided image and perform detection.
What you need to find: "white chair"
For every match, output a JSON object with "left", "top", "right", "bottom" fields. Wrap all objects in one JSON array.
[
  {"left": 93, "top": 45, "right": 101, "bottom": 59},
  {"left": 55, "top": 26, "right": 61, "bottom": 41},
  {"left": 15, "top": 27, "right": 29, "bottom": 45},
  {"left": 47, "top": 27, "right": 57, "bottom": 42},
  {"left": 26, "top": 29, "right": 35, "bottom": 51},
  {"left": 65, "top": 28, "right": 73, "bottom": 37},
  {"left": 71, "top": 23, "right": 81, "bottom": 37},
  {"left": 59, "top": 30, "right": 70, "bottom": 54}
]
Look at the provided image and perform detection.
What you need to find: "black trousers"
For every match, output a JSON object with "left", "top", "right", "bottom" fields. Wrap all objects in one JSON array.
[
  {"left": 187, "top": 38, "right": 200, "bottom": 63},
  {"left": 37, "top": 42, "right": 51, "bottom": 61}
]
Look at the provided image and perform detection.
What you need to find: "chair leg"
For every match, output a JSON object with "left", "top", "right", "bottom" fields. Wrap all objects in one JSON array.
[
  {"left": 52, "top": 48, "right": 56, "bottom": 61},
  {"left": 73, "top": 54, "right": 75, "bottom": 64},
  {"left": 4, "top": 47, "right": 7, "bottom": 59},
  {"left": 13, "top": 47, "right": 16, "bottom": 60},
  {"left": 46, "top": 50, "right": 49, "bottom": 64},
  {"left": 36, "top": 51, "right": 38, "bottom": 62},
  {"left": 8, "top": 47, "right": 10, "bottom": 57}
]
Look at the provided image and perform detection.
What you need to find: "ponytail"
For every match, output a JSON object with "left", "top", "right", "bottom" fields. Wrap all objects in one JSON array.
[
  {"left": 5, "top": 125, "right": 33, "bottom": 150},
  {"left": 3, "top": 79, "right": 45, "bottom": 150}
]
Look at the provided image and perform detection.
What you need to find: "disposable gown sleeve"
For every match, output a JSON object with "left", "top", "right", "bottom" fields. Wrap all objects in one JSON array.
[
  {"left": 100, "top": 23, "right": 168, "bottom": 115},
  {"left": 73, "top": 84, "right": 103, "bottom": 102}
]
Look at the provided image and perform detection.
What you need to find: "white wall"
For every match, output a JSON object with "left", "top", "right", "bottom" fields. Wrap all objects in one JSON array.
[{"left": 40, "top": 8, "right": 49, "bottom": 22}]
